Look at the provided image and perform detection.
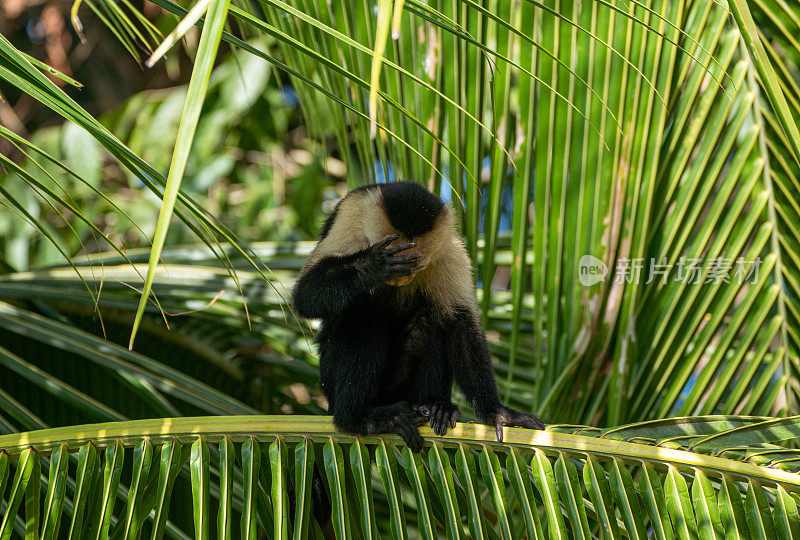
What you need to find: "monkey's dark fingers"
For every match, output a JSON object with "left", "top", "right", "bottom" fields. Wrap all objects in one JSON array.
[
  {"left": 387, "top": 261, "right": 420, "bottom": 277},
  {"left": 387, "top": 258, "right": 421, "bottom": 270},
  {"left": 395, "top": 421, "right": 424, "bottom": 452},
  {"left": 418, "top": 403, "right": 459, "bottom": 436},
  {"left": 509, "top": 412, "right": 545, "bottom": 431},
  {"left": 385, "top": 241, "right": 417, "bottom": 255},
  {"left": 493, "top": 411, "right": 546, "bottom": 443},
  {"left": 428, "top": 403, "right": 440, "bottom": 429},
  {"left": 428, "top": 404, "right": 459, "bottom": 436},
  {"left": 374, "top": 234, "right": 400, "bottom": 249},
  {"left": 389, "top": 253, "right": 423, "bottom": 263},
  {"left": 434, "top": 407, "right": 449, "bottom": 436},
  {"left": 449, "top": 408, "right": 460, "bottom": 429},
  {"left": 496, "top": 422, "right": 505, "bottom": 443}
]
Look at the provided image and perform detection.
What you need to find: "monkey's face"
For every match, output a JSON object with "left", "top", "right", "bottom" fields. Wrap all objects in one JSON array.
[
  {"left": 386, "top": 236, "right": 433, "bottom": 287},
  {"left": 388, "top": 275, "right": 416, "bottom": 287},
  {"left": 383, "top": 206, "right": 453, "bottom": 287}
]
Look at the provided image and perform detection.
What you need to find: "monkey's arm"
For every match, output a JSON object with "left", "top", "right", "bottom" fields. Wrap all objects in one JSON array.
[
  {"left": 292, "top": 234, "right": 420, "bottom": 319},
  {"left": 447, "top": 308, "right": 545, "bottom": 441},
  {"left": 411, "top": 311, "right": 460, "bottom": 436}
]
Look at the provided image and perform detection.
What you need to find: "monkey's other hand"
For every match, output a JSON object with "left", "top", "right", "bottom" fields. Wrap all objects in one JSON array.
[
  {"left": 390, "top": 406, "right": 428, "bottom": 453},
  {"left": 418, "top": 402, "right": 460, "bottom": 436},
  {"left": 365, "top": 234, "right": 422, "bottom": 282},
  {"left": 481, "top": 406, "right": 545, "bottom": 443}
]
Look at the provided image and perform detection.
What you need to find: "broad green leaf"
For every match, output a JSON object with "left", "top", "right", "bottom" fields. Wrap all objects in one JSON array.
[
  {"left": 555, "top": 453, "right": 591, "bottom": 539},
  {"left": 745, "top": 479, "right": 777, "bottom": 540},
  {"left": 638, "top": 462, "right": 674, "bottom": 540},
  {"left": 375, "top": 440, "right": 404, "bottom": 540},
  {"left": 773, "top": 486, "right": 800, "bottom": 540},
  {"left": 67, "top": 443, "right": 98, "bottom": 540},
  {"left": 0, "top": 448, "right": 36, "bottom": 540},
  {"left": 124, "top": 439, "right": 153, "bottom": 540},
  {"left": 190, "top": 437, "right": 210, "bottom": 540},
  {"left": 478, "top": 447, "right": 511, "bottom": 540},
  {"left": 151, "top": 439, "right": 186, "bottom": 540},
  {"left": 348, "top": 439, "right": 375, "bottom": 539},
  {"left": 507, "top": 449, "right": 544, "bottom": 540},
  {"left": 0, "top": 452, "right": 8, "bottom": 497},
  {"left": 691, "top": 469, "right": 723, "bottom": 540},
  {"left": 583, "top": 456, "right": 620, "bottom": 540},
  {"left": 270, "top": 438, "right": 289, "bottom": 539},
  {"left": 717, "top": 474, "right": 747, "bottom": 540},
  {"left": 24, "top": 451, "right": 40, "bottom": 540},
  {"left": 41, "top": 444, "right": 68, "bottom": 540},
  {"left": 96, "top": 439, "right": 124, "bottom": 540},
  {"left": 324, "top": 438, "right": 352, "bottom": 539},
  {"left": 293, "top": 438, "right": 315, "bottom": 540},
  {"left": 455, "top": 444, "right": 485, "bottom": 540},
  {"left": 664, "top": 465, "right": 698, "bottom": 540},
  {"left": 240, "top": 437, "right": 260, "bottom": 540},
  {"left": 217, "top": 437, "right": 233, "bottom": 540},
  {"left": 608, "top": 458, "right": 647, "bottom": 539},
  {"left": 531, "top": 449, "right": 567, "bottom": 540},
  {"left": 402, "top": 446, "right": 435, "bottom": 540}
]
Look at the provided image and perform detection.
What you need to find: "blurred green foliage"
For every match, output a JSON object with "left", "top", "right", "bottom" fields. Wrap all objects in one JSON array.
[{"left": 0, "top": 38, "right": 342, "bottom": 271}]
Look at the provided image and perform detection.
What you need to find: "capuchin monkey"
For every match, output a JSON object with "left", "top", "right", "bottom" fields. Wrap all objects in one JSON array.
[{"left": 292, "top": 181, "right": 544, "bottom": 451}]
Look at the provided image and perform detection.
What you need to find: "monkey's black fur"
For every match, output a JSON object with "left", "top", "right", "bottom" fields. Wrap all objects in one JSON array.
[{"left": 293, "top": 182, "right": 544, "bottom": 452}]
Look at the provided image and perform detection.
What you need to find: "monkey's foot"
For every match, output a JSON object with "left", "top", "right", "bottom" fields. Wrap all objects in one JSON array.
[
  {"left": 387, "top": 403, "right": 428, "bottom": 452},
  {"left": 481, "top": 406, "right": 545, "bottom": 443},
  {"left": 417, "top": 402, "right": 460, "bottom": 436}
]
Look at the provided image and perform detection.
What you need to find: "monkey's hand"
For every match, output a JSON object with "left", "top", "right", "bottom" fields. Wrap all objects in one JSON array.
[
  {"left": 362, "top": 234, "right": 421, "bottom": 283},
  {"left": 387, "top": 404, "right": 428, "bottom": 453},
  {"left": 417, "top": 402, "right": 460, "bottom": 436},
  {"left": 480, "top": 405, "right": 545, "bottom": 443}
]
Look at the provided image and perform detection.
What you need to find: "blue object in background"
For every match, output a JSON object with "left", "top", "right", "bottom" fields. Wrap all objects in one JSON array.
[{"left": 374, "top": 160, "right": 396, "bottom": 184}]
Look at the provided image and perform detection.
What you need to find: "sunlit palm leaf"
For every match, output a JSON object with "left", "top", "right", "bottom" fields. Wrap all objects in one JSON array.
[{"left": 0, "top": 416, "right": 799, "bottom": 537}]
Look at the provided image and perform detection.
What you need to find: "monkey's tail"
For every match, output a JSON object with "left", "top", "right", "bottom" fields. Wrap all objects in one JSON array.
[
  {"left": 287, "top": 462, "right": 333, "bottom": 538},
  {"left": 312, "top": 464, "right": 335, "bottom": 539}
]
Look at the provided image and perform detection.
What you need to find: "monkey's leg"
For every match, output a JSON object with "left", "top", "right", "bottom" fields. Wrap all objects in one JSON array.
[
  {"left": 292, "top": 234, "right": 420, "bottom": 318},
  {"left": 447, "top": 307, "right": 545, "bottom": 442}
]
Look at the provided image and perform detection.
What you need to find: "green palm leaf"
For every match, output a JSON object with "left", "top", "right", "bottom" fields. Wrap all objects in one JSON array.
[{"left": 0, "top": 416, "right": 798, "bottom": 537}]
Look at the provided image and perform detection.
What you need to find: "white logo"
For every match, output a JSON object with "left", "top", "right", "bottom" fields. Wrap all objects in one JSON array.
[
  {"left": 577, "top": 255, "right": 761, "bottom": 286},
  {"left": 579, "top": 255, "right": 608, "bottom": 286}
]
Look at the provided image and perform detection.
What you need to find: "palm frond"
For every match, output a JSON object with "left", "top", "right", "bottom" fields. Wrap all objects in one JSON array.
[{"left": 1, "top": 416, "right": 800, "bottom": 538}]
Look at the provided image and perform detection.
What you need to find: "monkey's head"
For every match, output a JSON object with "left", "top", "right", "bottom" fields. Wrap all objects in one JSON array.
[
  {"left": 308, "top": 181, "right": 474, "bottom": 315},
  {"left": 378, "top": 182, "right": 456, "bottom": 287}
]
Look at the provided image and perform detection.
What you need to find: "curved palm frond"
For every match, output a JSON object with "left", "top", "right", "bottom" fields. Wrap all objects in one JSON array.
[{"left": 1, "top": 416, "right": 800, "bottom": 538}]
